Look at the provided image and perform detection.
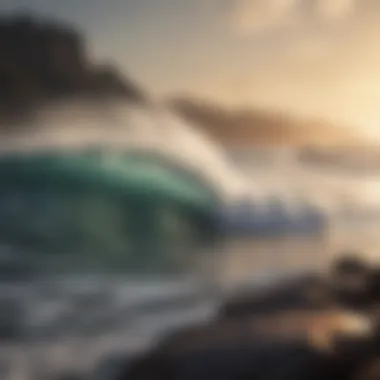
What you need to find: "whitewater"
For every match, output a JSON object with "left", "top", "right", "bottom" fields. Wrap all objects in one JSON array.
[
  {"left": 0, "top": 100, "right": 379, "bottom": 379},
  {"left": 1, "top": 99, "right": 380, "bottom": 280},
  {"left": 1, "top": 99, "right": 380, "bottom": 275},
  {"left": 1, "top": 99, "right": 379, "bottom": 213}
]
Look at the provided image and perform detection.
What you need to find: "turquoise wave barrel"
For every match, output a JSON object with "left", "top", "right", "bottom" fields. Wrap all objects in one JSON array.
[{"left": 0, "top": 148, "right": 222, "bottom": 275}]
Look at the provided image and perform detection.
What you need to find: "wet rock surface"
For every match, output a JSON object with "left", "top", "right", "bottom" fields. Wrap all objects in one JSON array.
[
  {"left": 118, "top": 255, "right": 380, "bottom": 380},
  {"left": 0, "top": 13, "right": 146, "bottom": 127},
  {"left": 2, "top": 254, "right": 380, "bottom": 379}
]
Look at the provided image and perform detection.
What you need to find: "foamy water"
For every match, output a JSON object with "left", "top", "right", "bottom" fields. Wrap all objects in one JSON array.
[
  {"left": 1, "top": 230, "right": 380, "bottom": 379},
  {"left": 1, "top": 100, "right": 380, "bottom": 215},
  {"left": 0, "top": 101, "right": 249, "bottom": 204},
  {"left": 0, "top": 100, "right": 379, "bottom": 378}
]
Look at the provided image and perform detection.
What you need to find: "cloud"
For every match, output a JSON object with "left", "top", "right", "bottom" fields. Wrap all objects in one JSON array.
[
  {"left": 228, "top": 0, "right": 358, "bottom": 34},
  {"left": 193, "top": 0, "right": 380, "bottom": 137},
  {"left": 280, "top": 34, "right": 332, "bottom": 61},
  {"left": 229, "top": 0, "right": 296, "bottom": 34},
  {"left": 313, "top": 0, "right": 357, "bottom": 22}
]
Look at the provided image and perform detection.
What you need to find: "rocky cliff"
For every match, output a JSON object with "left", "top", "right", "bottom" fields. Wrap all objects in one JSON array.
[{"left": 0, "top": 13, "right": 146, "bottom": 124}]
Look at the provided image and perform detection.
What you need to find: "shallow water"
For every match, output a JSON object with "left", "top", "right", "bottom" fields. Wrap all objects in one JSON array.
[
  {"left": 0, "top": 275, "right": 219, "bottom": 379},
  {"left": 1, "top": 223, "right": 380, "bottom": 379}
]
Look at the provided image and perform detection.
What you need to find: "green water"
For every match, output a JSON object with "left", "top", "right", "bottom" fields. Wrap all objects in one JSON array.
[
  {"left": 0, "top": 190, "right": 212, "bottom": 274},
  {"left": 0, "top": 150, "right": 221, "bottom": 276}
]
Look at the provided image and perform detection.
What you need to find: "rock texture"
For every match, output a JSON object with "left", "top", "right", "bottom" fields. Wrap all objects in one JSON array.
[{"left": 0, "top": 13, "right": 146, "bottom": 124}]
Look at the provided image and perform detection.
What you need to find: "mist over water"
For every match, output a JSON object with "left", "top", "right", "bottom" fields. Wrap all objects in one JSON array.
[
  {"left": 0, "top": 100, "right": 380, "bottom": 378},
  {"left": 3, "top": 100, "right": 380, "bottom": 212},
  {"left": 2, "top": 99, "right": 380, "bottom": 274},
  {"left": 0, "top": 100, "right": 248, "bottom": 203},
  {"left": 1, "top": 99, "right": 380, "bottom": 273}
]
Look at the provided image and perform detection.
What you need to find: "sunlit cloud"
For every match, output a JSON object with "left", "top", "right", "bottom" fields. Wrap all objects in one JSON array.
[
  {"left": 313, "top": 0, "right": 357, "bottom": 22},
  {"left": 228, "top": 0, "right": 358, "bottom": 34},
  {"left": 229, "top": 0, "right": 297, "bottom": 34},
  {"left": 187, "top": 0, "right": 380, "bottom": 139}
]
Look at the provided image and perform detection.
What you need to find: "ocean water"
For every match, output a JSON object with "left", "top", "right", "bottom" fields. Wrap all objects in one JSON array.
[
  {"left": 0, "top": 233, "right": 346, "bottom": 379},
  {"left": 1, "top": 102, "right": 380, "bottom": 378},
  {"left": 0, "top": 275, "right": 217, "bottom": 378},
  {"left": 0, "top": 232, "right": 334, "bottom": 380},
  {"left": 1, "top": 218, "right": 380, "bottom": 379}
]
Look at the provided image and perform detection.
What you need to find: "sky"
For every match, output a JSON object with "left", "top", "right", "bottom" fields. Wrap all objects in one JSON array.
[{"left": 1, "top": 0, "right": 380, "bottom": 138}]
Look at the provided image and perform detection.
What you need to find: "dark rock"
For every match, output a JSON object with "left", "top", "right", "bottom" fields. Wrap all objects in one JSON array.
[
  {"left": 0, "top": 12, "right": 146, "bottom": 125},
  {"left": 217, "top": 274, "right": 334, "bottom": 320},
  {"left": 217, "top": 254, "right": 380, "bottom": 321},
  {"left": 328, "top": 254, "right": 373, "bottom": 310},
  {"left": 119, "top": 329, "right": 361, "bottom": 380},
  {"left": 54, "top": 373, "right": 84, "bottom": 380},
  {"left": 113, "top": 255, "right": 380, "bottom": 380}
]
